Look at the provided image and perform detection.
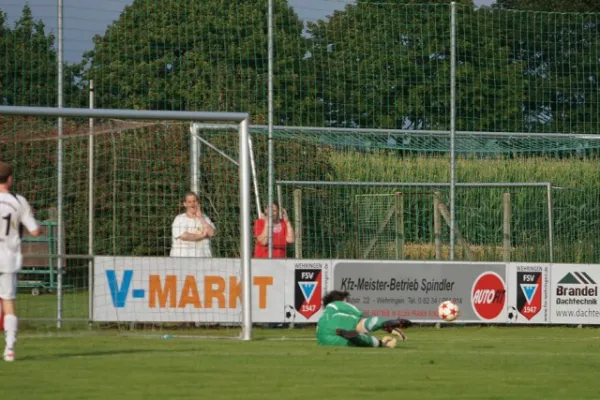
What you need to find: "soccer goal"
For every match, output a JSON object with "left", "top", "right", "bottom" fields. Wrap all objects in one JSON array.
[
  {"left": 0, "top": 105, "right": 253, "bottom": 340},
  {"left": 276, "top": 180, "right": 555, "bottom": 263},
  {"left": 351, "top": 184, "right": 554, "bottom": 262}
]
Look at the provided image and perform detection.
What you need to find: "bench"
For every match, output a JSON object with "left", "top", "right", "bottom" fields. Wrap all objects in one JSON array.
[{"left": 19, "top": 221, "right": 69, "bottom": 296}]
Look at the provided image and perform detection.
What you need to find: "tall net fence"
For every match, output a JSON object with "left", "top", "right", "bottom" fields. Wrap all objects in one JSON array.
[
  {"left": 3, "top": 1, "right": 600, "bottom": 133},
  {"left": 1, "top": 0, "right": 600, "bottom": 328}
]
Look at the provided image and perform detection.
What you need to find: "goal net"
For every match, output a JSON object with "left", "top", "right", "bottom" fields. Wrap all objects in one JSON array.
[
  {"left": 352, "top": 186, "right": 552, "bottom": 262},
  {"left": 0, "top": 107, "right": 253, "bottom": 339}
]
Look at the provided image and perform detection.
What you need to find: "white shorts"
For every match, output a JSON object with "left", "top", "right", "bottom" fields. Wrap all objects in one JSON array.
[{"left": 0, "top": 273, "right": 17, "bottom": 300}]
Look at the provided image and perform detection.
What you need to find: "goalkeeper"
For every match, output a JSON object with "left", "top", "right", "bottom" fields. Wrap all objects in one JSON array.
[{"left": 316, "top": 290, "right": 412, "bottom": 348}]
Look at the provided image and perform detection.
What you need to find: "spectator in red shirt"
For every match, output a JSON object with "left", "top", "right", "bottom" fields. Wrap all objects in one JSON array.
[{"left": 253, "top": 201, "right": 295, "bottom": 258}]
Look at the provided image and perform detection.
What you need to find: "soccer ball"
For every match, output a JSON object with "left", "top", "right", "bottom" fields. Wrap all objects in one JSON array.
[
  {"left": 507, "top": 306, "right": 519, "bottom": 323},
  {"left": 284, "top": 305, "right": 296, "bottom": 322},
  {"left": 438, "top": 300, "right": 460, "bottom": 322}
]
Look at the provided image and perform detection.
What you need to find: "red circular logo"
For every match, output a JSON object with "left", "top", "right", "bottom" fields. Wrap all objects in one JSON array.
[{"left": 471, "top": 272, "right": 506, "bottom": 320}]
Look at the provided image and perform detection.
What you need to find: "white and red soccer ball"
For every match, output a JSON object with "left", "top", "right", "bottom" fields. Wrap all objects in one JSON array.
[{"left": 438, "top": 300, "right": 460, "bottom": 322}]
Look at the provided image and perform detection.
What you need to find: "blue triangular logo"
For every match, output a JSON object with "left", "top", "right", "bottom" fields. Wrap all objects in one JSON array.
[
  {"left": 520, "top": 284, "right": 538, "bottom": 304},
  {"left": 299, "top": 282, "right": 317, "bottom": 302}
]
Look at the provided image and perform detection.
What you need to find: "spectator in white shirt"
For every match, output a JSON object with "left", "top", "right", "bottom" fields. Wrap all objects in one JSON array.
[{"left": 170, "top": 192, "right": 216, "bottom": 257}]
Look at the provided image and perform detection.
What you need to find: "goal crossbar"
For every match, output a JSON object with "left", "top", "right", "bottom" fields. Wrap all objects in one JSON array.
[{"left": 0, "top": 105, "right": 249, "bottom": 122}]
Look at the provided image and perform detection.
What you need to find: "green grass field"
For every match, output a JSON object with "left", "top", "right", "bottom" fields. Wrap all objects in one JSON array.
[{"left": 2, "top": 326, "right": 600, "bottom": 400}]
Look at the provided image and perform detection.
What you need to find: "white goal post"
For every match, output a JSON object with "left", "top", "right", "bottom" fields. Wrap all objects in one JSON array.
[{"left": 0, "top": 105, "right": 253, "bottom": 341}]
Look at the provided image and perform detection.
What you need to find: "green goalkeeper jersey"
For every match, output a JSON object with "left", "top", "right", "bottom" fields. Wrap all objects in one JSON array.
[
  {"left": 316, "top": 301, "right": 365, "bottom": 346},
  {"left": 321, "top": 300, "right": 364, "bottom": 320}
]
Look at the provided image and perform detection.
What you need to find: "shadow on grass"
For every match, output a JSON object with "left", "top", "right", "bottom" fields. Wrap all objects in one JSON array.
[{"left": 20, "top": 348, "right": 177, "bottom": 361}]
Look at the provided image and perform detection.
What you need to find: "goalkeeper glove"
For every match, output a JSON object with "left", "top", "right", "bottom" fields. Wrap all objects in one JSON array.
[{"left": 380, "top": 336, "right": 397, "bottom": 349}]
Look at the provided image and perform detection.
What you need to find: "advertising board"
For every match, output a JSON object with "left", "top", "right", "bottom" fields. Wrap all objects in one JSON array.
[{"left": 333, "top": 261, "right": 507, "bottom": 323}]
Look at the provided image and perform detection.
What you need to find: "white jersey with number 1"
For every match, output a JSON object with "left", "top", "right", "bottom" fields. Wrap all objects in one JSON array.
[{"left": 0, "top": 192, "right": 40, "bottom": 273}]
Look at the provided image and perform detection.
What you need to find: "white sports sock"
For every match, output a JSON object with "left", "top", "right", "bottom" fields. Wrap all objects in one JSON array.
[
  {"left": 4, "top": 314, "right": 17, "bottom": 351},
  {"left": 370, "top": 336, "right": 382, "bottom": 347},
  {"left": 364, "top": 316, "right": 380, "bottom": 332}
]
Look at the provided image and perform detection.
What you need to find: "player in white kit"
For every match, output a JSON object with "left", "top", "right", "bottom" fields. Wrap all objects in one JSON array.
[{"left": 0, "top": 162, "right": 41, "bottom": 362}]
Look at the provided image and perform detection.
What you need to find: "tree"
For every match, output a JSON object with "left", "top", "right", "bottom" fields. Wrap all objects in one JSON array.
[
  {"left": 0, "top": 5, "right": 84, "bottom": 107},
  {"left": 495, "top": 0, "right": 600, "bottom": 13},
  {"left": 0, "top": 5, "right": 57, "bottom": 106},
  {"left": 492, "top": 2, "right": 600, "bottom": 134},
  {"left": 305, "top": 2, "right": 448, "bottom": 129},
  {"left": 455, "top": 6, "right": 529, "bottom": 133},
  {"left": 304, "top": 0, "right": 525, "bottom": 132},
  {"left": 84, "top": 0, "right": 307, "bottom": 125}
]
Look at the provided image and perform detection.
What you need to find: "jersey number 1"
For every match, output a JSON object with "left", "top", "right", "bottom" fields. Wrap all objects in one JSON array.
[{"left": 2, "top": 213, "right": 11, "bottom": 235}]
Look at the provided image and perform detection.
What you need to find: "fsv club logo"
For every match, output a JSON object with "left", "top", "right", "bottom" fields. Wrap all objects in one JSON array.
[
  {"left": 294, "top": 269, "right": 322, "bottom": 319},
  {"left": 516, "top": 271, "right": 542, "bottom": 320}
]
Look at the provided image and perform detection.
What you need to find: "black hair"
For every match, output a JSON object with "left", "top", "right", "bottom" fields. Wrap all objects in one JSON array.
[{"left": 323, "top": 290, "right": 350, "bottom": 306}]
